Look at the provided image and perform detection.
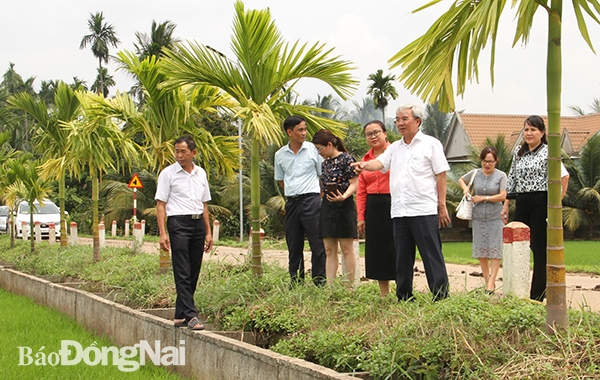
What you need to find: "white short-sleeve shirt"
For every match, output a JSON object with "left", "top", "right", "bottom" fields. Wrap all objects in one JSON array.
[
  {"left": 155, "top": 162, "right": 211, "bottom": 217},
  {"left": 377, "top": 130, "right": 450, "bottom": 218}
]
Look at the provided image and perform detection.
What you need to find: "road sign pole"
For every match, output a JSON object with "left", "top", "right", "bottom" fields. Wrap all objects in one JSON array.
[{"left": 133, "top": 188, "right": 137, "bottom": 223}]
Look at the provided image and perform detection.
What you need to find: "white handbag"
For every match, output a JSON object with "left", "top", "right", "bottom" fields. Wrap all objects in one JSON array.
[{"left": 456, "top": 171, "right": 476, "bottom": 221}]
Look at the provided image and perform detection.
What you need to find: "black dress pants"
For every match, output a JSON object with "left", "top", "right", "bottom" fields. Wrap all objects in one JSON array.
[
  {"left": 393, "top": 215, "right": 449, "bottom": 301},
  {"left": 284, "top": 194, "right": 326, "bottom": 285},
  {"left": 167, "top": 215, "right": 206, "bottom": 321},
  {"left": 514, "top": 192, "right": 547, "bottom": 301}
]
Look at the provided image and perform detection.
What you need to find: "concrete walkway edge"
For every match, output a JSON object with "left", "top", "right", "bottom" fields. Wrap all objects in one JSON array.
[{"left": 0, "top": 265, "right": 359, "bottom": 380}]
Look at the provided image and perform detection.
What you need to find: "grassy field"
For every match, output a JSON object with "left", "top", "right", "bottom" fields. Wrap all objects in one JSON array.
[{"left": 0, "top": 289, "right": 183, "bottom": 379}]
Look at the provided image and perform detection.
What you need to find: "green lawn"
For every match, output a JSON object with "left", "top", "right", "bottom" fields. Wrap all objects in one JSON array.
[
  {"left": 440, "top": 241, "right": 600, "bottom": 274},
  {"left": 0, "top": 289, "right": 183, "bottom": 380}
]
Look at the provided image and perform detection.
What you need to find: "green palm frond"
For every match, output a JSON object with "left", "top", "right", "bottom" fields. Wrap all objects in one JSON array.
[{"left": 389, "top": 0, "right": 508, "bottom": 112}]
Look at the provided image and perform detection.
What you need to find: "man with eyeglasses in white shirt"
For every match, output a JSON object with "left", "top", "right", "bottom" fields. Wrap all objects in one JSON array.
[{"left": 353, "top": 104, "right": 450, "bottom": 302}]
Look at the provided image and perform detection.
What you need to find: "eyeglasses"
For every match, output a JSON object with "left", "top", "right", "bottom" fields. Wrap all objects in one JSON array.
[
  {"left": 365, "top": 130, "right": 383, "bottom": 139},
  {"left": 316, "top": 146, "right": 324, "bottom": 152},
  {"left": 482, "top": 160, "right": 496, "bottom": 165},
  {"left": 394, "top": 117, "right": 415, "bottom": 123}
]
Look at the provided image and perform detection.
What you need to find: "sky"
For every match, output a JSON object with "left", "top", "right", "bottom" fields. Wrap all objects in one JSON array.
[{"left": 3, "top": 0, "right": 600, "bottom": 117}]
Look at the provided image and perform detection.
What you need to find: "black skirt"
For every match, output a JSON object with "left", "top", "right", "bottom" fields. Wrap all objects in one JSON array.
[
  {"left": 319, "top": 196, "right": 358, "bottom": 239},
  {"left": 364, "top": 194, "right": 396, "bottom": 280}
]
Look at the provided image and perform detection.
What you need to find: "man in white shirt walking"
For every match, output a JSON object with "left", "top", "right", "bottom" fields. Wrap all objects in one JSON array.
[
  {"left": 353, "top": 104, "right": 450, "bottom": 301},
  {"left": 156, "top": 136, "right": 213, "bottom": 330}
]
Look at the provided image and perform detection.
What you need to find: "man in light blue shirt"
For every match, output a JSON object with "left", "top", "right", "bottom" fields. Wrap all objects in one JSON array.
[{"left": 275, "top": 116, "right": 326, "bottom": 286}]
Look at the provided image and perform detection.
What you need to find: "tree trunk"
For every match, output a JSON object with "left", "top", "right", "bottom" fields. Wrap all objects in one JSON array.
[
  {"left": 92, "top": 175, "right": 101, "bottom": 262},
  {"left": 545, "top": 0, "right": 568, "bottom": 331},
  {"left": 59, "top": 175, "right": 68, "bottom": 248},
  {"left": 250, "top": 137, "right": 263, "bottom": 277}
]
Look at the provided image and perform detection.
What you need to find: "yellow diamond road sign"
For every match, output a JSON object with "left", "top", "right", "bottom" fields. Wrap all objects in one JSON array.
[{"left": 128, "top": 174, "right": 144, "bottom": 189}]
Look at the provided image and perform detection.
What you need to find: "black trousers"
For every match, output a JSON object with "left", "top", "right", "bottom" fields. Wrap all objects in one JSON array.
[
  {"left": 393, "top": 215, "right": 449, "bottom": 301},
  {"left": 284, "top": 194, "right": 326, "bottom": 284},
  {"left": 167, "top": 215, "right": 206, "bottom": 321},
  {"left": 514, "top": 192, "right": 547, "bottom": 301}
]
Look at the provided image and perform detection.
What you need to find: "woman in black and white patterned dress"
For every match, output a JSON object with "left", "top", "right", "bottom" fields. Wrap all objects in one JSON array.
[{"left": 502, "top": 115, "right": 569, "bottom": 301}]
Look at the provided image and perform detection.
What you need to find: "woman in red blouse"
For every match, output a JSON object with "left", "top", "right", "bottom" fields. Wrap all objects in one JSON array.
[{"left": 356, "top": 120, "right": 396, "bottom": 296}]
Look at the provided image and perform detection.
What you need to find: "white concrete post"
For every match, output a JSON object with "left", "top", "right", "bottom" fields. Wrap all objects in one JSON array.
[
  {"left": 502, "top": 221, "right": 531, "bottom": 298},
  {"left": 141, "top": 219, "right": 146, "bottom": 236},
  {"left": 22, "top": 221, "right": 28, "bottom": 240},
  {"left": 133, "top": 222, "right": 143, "bottom": 251},
  {"left": 48, "top": 223, "right": 56, "bottom": 245},
  {"left": 99, "top": 222, "right": 106, "bottom": 248},
  {"left": 34, "top": 221, "right": 42, "bottom": 243},
  {"left": 341, "top": 239, "right": 361, "bottom": 288},
  {"left": 124, "top": 219, "right": 130, "bottom": 238},
  {"left": 111, "top": 220, "right": 117, "bottom": 237},
  {"left": 69, "top": 222, "right": 78, "bottom": 245},
  {"left": 213, "top": 220, "right": 220, "bottom": 242}
]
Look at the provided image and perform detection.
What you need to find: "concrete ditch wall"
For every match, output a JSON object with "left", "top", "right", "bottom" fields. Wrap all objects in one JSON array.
[{"left": 0, "top": 265, "right": 359, "bottom": 380}]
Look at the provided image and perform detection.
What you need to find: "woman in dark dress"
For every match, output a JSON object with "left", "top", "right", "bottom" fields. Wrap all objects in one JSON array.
[
  {"left": 356, "top": 120, "right": 395, "bottom": 296},
  {"left": 312, "top": 129, "right": 358, "bottom": 286}
]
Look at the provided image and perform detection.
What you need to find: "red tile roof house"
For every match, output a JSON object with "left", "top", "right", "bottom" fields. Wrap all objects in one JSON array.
[
  {"left": 441, "top": 112, "right": 600, "bottom": 239},
  {"left": 444, "top": 112, "right": 600, "bottom": 162}
]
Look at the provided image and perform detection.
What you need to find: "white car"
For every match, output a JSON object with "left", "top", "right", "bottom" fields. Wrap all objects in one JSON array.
[
  {"left": 0, "top": 205, "right": 8, "bottom": 233},
  {"left": 15, "top": 199, "right": 62, "bottom": 239}
]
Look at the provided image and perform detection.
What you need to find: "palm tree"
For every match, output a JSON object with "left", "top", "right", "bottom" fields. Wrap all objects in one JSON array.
[
  {"left": 134, "top": 20, "right": 180, "bottom": 60},
  {"left": 43, "top": 91, "right": 142, "bottom": 261},
  {"left": 562, "top": 134, "right": 600, "bottom": 238},
  {"left": 1, "top": 63, "right": 37, "bottom": 150},
  {"left": 161, "top": 0, "right": 357, "bottom": 276},
  {"left": 348, "top": 97, "right": 380, "bottom": 125},
  {"left": 79, "top": 12, "right": 120, "bottom": 96},
  {"left": 115, "top": 50, "right": 240, "bottom": 174},
  {"left": 91, "top": 67, "right": 116, "bottom": 97},
  {"left": 421, "top": 102, "right": 452, "bottom": 144},
  {"left": 8, "top": 81, "right": 82, "bottom": 247},
  {"left": 569, "top": 97, "right": 600, "bottom": 115},
  {"left": 303, "top": 94, "right": 348, "bottom": 120},
  {"left": 366, "top": 69, "right": 398, "bottom": 125},
  {"left": 389, "top": 0, "right": 600, "bottom": 330},
  {"left": 4, "top": 158, "right": 54, "bottom": 253}
]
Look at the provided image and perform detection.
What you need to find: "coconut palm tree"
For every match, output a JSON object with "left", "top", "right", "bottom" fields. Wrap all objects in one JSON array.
[
  {"left": 160, "top": 0, "right": 357, "bottom": 276},
  {"left": 91, "top": 67, "right": 116, "bottom": 97},
  {"left": 563, "top": 134, "right": 600, "bottom": 238},
  {"left": 348, "top": 97, "right": 380, "bottom": 125},
  {"left": 80, "top": 12, "right": 120, "bottom": 96},
  {"left": 389, "top": 0, "right": 600, "bottom": 330},
  {"left": 366, "top": 69, "right": 398, "bottom": 125},
  {"left": 8, "top": 81, "right": 82, "bottom": 247},
  {"left": 1, "top": 63, "right": 37, "bottom": 150},
  {"left": 134, "top": 20, "right": 181, "bottom": 60}
]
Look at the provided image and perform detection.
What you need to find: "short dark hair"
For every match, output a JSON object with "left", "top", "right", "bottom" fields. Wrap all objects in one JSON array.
[
  {"left": 175, "top": 135, "right": 196, "bottom": 151},
  {"left": 283, "top": 116, "right": 306, "bottom": 133},
  {"left": 479, "top": 146, "right": 498, "bottom": 161}
]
